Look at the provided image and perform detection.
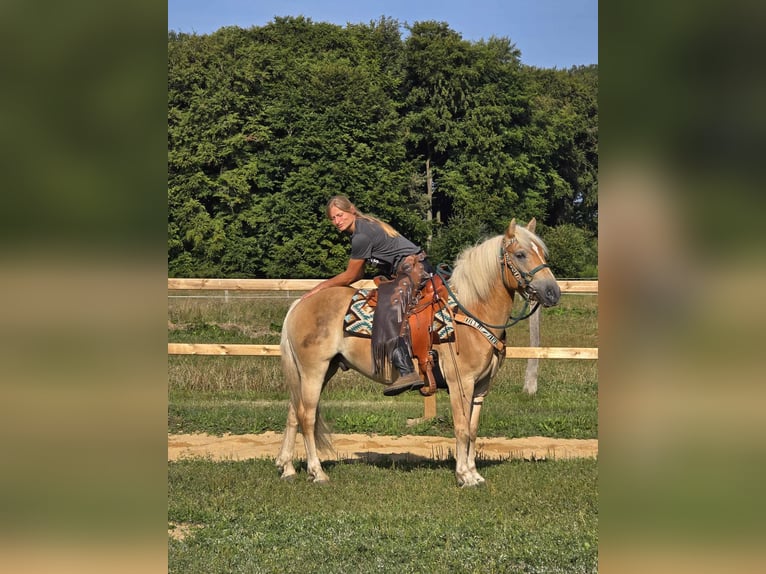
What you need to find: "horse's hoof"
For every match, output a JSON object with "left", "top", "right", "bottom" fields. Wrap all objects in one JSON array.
[
  {"left": 457, "top": 477, "right": 486, "bottom": 488},
  {"left": 309, "top": 476, "right": 331, "bottom": 485},
  {"left": 280, "top": 474, "right": 297, "bottom": 482}
]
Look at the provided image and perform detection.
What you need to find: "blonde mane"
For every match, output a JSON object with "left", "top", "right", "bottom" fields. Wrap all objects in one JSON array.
[{"left": 449, "top": 225, "right": 548, "bottom": 308}]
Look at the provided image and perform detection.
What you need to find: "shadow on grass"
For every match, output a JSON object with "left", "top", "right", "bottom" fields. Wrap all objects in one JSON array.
[{"left": 292, "top": 452, "right": 519, "bottom": 475}]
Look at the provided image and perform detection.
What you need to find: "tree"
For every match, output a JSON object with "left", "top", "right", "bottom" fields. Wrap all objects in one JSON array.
[
  {"left": 400, "top": 21, "right": 476, "bottom": 240},
  {"left": 541, "top": 223, "right": 598, "bottom": 279},
  {"left": 167, "top": 21, "right": 598, "bottom": 278},
  {"left": 522, "top": 65, "right": 598, "bottom": 234}
]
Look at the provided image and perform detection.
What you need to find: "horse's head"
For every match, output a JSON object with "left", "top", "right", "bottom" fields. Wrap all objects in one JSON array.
[{"left": 501, "top": 219, "right": 561, "bottom": 307}]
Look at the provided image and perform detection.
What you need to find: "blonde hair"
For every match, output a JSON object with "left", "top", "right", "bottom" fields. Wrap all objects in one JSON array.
[
  {"left": 450, "top": 226, "right": 548, "bottom": 307},
  {"left": 325, "top": 195, "right": 399, "bottom": 237}
]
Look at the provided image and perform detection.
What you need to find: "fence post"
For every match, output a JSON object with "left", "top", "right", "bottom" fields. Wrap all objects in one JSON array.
[
  {"left": 523, "top": 309, "right": 540, "bottom": 394},
  {"left": 423, "top": 394, "right": 437, "bottom": 419}
]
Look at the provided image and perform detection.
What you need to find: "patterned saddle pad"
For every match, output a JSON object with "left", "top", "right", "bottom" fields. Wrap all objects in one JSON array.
[{"left": 343, "top": 289, "right": 455, "bottom": 342}]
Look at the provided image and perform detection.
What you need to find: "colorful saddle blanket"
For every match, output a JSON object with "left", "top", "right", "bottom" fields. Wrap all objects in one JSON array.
[{"left": 344, "top": 289, "right": 455, "bottom": 342}]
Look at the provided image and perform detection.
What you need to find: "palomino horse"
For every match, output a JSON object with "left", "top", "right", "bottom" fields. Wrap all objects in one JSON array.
[{"left": 275, "top": 219, "right": 561, "bottom": 487}]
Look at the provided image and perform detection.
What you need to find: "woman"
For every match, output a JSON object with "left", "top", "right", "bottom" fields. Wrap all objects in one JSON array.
[{"left": 302, "top": 195, "right": 433, "bottom": 396}]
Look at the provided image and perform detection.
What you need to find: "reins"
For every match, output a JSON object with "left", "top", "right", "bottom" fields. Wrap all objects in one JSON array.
[
  {"left": 421, "top": 235, "right": 548, "bottom": 406},
  {"left": 434, "top": 239, "right": 545, "bottom": 333}
]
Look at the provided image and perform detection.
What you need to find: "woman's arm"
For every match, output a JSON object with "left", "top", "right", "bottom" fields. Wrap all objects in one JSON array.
[{"left": 301, "top": 258, "right": 365, "bottom": 300}]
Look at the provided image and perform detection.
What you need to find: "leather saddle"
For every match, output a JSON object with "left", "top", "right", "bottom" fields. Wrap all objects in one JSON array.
[{"left": 365, "top": 274, "right": 450, "bottom": 396}]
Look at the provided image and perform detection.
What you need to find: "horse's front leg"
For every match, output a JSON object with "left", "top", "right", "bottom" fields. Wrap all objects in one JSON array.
[
  {"left": 466, "top": 395, "right": 487, "bottom": 486},
  {"left": 448, "top": 381, "right": 483, "bottom": 487}
]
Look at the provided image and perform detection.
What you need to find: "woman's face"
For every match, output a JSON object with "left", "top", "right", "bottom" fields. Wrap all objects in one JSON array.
[{"left": 328, "top": 205, "right": 355, "bottom": 233}]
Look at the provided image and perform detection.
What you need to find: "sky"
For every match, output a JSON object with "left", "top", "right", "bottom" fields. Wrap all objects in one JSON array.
[{"left": 167, "top": 0, "right": 597, "bottom": 69}]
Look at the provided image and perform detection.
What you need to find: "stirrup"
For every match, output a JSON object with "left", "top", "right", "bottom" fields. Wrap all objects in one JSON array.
[{"left": 383, "top": 372, "right": 424, "bottom": 396}]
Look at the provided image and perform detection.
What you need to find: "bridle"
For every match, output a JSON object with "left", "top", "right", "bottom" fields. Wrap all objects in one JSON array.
[
  {"left": 435, "top": 236, "right": 550, "bottom": 331},
  {"left": 499, "top": 235, "right": 551, "bottom": 303}
]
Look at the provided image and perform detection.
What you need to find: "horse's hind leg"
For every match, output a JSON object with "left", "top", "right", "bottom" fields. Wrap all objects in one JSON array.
[
  {"left": 297, "top": 373, "right": 330, "bottom": 483},
  {"left": 275, "top": 400, "right": 299, "bottom": 480}
]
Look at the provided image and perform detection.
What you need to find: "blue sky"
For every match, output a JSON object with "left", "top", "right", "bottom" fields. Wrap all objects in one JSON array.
[{"left": 167, "top": 0, "right": 597, "bottom": 69}]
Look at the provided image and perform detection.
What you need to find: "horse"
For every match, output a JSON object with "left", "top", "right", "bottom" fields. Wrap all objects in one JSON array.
[{"left": 275, "top": 218, "right": 561, "bottom": 487}]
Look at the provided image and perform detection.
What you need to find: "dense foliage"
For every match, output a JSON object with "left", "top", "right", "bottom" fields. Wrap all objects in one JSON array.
[{"left": 168, "top": 17, "right": 598, "bottom": 278}]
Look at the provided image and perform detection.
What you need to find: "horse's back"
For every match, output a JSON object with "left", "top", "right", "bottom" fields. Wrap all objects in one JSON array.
[{"left": 283, "top": 286, "right": 356, "bottom": 357}]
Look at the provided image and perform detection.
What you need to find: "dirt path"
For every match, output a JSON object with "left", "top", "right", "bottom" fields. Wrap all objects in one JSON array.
[{"left": 169, "top": 431, "right": 597, "bottom": 462}]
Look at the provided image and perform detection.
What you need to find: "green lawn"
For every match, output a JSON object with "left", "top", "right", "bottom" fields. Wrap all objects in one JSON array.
[
  {"left": 168, "top": 292, "right": 598, "bottom": 572},
  {"left": 169, "top": 457, "right": 598, "bottom": 574}
]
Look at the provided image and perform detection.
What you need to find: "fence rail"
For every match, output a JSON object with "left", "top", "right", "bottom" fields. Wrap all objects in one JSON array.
[
  {"left": 167, "top": 278, "right": 598, "bottom": 360},
  {"left": 168, "top": 278, "right": 598, "bottom": 293},
  {"left": 168, "top": 277, "right": 598, "bottom": 418},
  {"left": 168, "top": 343, "right": 598, "bottom": 360}
]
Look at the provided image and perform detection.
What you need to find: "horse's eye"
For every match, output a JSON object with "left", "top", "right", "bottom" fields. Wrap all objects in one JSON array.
[{"left": 515, "top": 251, "right": 526, "bottom": 260}]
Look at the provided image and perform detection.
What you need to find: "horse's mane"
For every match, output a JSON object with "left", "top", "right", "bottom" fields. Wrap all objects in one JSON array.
[{"left": 449, "top": 225, "right": 548, "bottom": 308}]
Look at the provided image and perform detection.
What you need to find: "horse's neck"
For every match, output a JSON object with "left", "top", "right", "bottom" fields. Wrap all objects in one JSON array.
[{"left": 463, "top": 277, "right": 515, "bottom": 328}]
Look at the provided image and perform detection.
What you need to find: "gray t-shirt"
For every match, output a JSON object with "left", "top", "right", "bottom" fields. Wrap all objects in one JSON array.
[{"left": 350, "top": 218, "right": 420, "bottom": 276}]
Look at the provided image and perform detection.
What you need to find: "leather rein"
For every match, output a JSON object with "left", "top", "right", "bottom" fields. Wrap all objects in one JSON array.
[{"left": 435, "top": 236, "right": 549, "bottom": 332}]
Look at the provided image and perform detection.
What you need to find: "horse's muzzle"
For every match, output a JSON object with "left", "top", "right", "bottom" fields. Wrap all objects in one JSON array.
[{"left": 530, "top": 279, "right": 561, "bottom": 307}]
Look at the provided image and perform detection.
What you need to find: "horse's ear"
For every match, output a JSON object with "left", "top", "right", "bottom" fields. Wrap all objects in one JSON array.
[
  {"left": 527, "top": 217, "right": 536, "bottom": 233},
  {"left": 506, "top": 219, "right": 517, "bottom": 238}
]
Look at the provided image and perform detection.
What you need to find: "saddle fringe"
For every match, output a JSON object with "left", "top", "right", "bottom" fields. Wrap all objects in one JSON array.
[
  {"left": 371, "top": 277, "right": 414, "bottom": 381},
  {"left": 372, "top": 337, "right": 401, "bottom": 382}
]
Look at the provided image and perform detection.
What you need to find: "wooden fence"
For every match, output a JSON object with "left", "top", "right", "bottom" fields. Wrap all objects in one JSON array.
[
  {"left": 168, "top": 278, "right": 598, "bottom": 293},
  {"left": 168, "top": 278, "right": 598, "bottom": 418}
]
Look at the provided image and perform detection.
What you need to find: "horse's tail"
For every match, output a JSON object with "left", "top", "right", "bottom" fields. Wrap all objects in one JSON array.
[
  {"left": 313, "top": 405, "right": 334, "bottom": 455},
  {"left": 280, "top": 300, "right": 334, "bottom": 454},
  {"left": 280, "top": 301, "right": 302, "bottom": 402}
]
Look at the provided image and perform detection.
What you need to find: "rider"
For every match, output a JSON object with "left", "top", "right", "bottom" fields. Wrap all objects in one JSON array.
[{"left": 302, "top": 195, "right": 433, "bottom": 396}]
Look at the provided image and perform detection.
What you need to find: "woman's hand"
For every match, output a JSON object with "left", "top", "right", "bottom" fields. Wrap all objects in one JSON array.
[
  {"left": 300, "top": 259, "right": 365, "bottom": 301},
  {"left": 301, "top": 285, "right": 322, "bottom": 300}
]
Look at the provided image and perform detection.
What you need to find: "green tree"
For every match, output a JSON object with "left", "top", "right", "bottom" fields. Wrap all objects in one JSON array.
[
  {"left": 168, "top": 27, "right": 266, "bottom": 276},
  {"left": 541, "top": 223, "right": 598, "bottom": 279},
  {"left": 400, "top": 22, "right": 476, "bottom": 238},
  {"left": 167, "top": 20, "right": 598, "bottom": 278},
  {"left": 437, "top": 37, "right": 541, "bottom": 231},
  {"left": 249, "top": 18, "right": 417, "bottom": 277},
  {"left": 522, "top": 65, "right": 598, "bottom": 234}
]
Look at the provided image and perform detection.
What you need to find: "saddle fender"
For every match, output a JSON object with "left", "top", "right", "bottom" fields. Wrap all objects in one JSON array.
[{"left": 366, "top": 274, "right": 449, "bottom": 395}]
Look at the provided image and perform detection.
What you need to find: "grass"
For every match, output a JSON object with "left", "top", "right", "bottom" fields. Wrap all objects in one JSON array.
[
  {"left": 168, "top": 293, "right": 292, "bottom": 345},
  {"left": 169, "top": 457, "right": 598, "bottom": 574},
  {"left": 168, "top": 291, "right": 598, "bottom": 572},
  {"left": 168, "top": 292, "right": 598, "bottom": 438},
  {"left": 167, "top": 361, "right": 598, "bottom": 438},
  {"left": 168, "top": 293, "right": 597, "bottom": 350}
]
